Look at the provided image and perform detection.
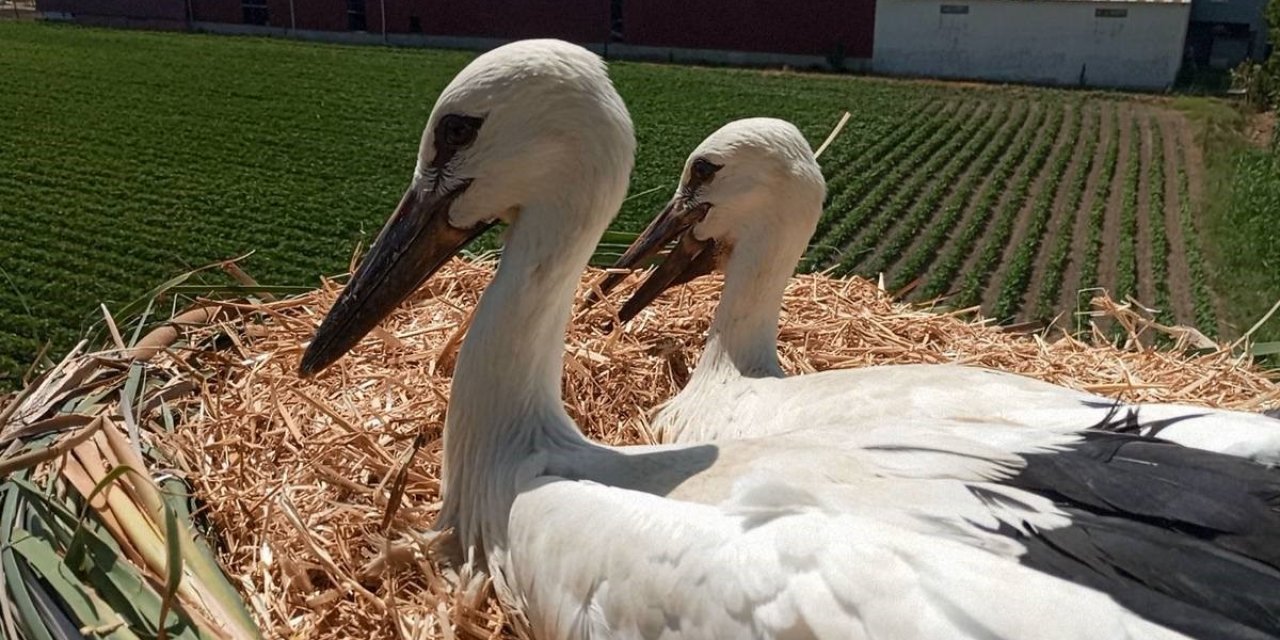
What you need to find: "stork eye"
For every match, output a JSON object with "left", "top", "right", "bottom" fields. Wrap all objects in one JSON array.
[
  {"left": 690, "top": 158, "right": 723, "bottom": 182},
  {"left": 438, "top": 114, "right": 482, "bottom": 148}
]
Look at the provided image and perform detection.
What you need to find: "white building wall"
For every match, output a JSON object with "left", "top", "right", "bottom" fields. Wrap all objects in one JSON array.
[{"left": 873, "top": 0, "right": 1191, "bottom": 90}]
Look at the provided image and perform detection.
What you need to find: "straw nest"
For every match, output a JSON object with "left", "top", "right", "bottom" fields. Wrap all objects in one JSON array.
[{"left": 3, "top": 258, "right": 1278, "bottom": 640}]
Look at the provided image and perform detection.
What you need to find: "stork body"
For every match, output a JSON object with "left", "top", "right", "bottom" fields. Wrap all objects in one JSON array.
[
  {"left": 605, "top": 118, "right": 1280, "bottom": 464},
  {"left": 300, "top": 44, "right": 1280, "bottom": 640}
]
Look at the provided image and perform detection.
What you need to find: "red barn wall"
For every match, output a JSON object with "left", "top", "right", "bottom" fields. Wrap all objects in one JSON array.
[
  {"left": 282, "top": 0, "right": 349, "bottom": 31},
  {"left": 623, "top": 0, "right": 875, "bottom": 58},
  {"left": 189, "top": 0, "right": 240, "bottom": 24},
  {"left": 42, "top": 0, "right": 874, "bottom": 62},
  {"left": 36, "top": 0, "right": 186, "bottom": 22},
  {"left": 380, "top": 0, "right": 609, "bottom": 41}
]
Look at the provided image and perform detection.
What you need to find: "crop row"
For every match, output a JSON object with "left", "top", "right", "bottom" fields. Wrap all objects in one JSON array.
[
  {"left": 1146, "top": 117, "right": 1173, "bottom": 326},
  {"left": 953, "top": 103, "right": 1066, "bottom": 309},
  {"left": 1177, "top": 142, "right": 1217, "bottom": 335},
  {"left": 858, "top": 103, "right": 1011, "bottom": 280},
  {"left": 807, "top": 102, "right": 977, "bottom": 269},
  {"left": 818, "top": 100, "right": 936, "bottom": 202},
  {"left": 889, "top": 102, "right": 1033, "bottom": 293},
  {"left": 804, "top": 101, "right": 952, "bottom": 262},
  {"left": 990, "top": 104, "right": 1085, "bottom": 320},
  {"left": 1077, "top": 108, "right": 1123, "bottom": 303},
  {"left": 1033, "top": 107, "right": 1103, "bottom": 320},
  {"left": 1115, "top": 117, "right": 1142, "bottom": 303},
  {"left": 918, "top": 104, "right": 1049, "bottom": 300},
  {"left": 833, "top": 102, "right": 998, "bottom": 276}
]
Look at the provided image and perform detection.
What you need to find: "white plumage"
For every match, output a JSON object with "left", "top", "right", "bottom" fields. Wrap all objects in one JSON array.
[
  {"left": 603, "top": 118, "right": 1280, "bottom": 464},
  {"left": 299, "top": 41, "right": 1280, "bottom": 640}
]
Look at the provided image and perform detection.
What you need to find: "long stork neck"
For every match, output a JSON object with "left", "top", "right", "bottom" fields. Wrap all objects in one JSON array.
[
  {"left": 697, "top": 233, "right": 796, "bottom": 382},
  {"left": 437, "top": 198, "right": 615, "bottom": 552}
]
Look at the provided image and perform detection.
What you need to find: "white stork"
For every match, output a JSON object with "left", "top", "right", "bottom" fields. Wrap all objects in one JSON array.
[
  {"left": 596, "top": 117, "right": 1280, "bottom": 463},
  {"left": 299, "top": 41, "right": 1280, "bottom": 640}
]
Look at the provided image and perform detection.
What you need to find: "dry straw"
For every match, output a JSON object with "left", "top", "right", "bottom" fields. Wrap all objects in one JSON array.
[{"left": 2, "top": 259, "right": 1278, "bottom": 640}]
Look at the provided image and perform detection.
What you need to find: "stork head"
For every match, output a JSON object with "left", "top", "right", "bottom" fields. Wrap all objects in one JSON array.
[
  {"left": 300, "top": 39, "right": 635, "bottom": 376},
  {"left": 601, "top": 118, "right": 825, "bottom": 322}
]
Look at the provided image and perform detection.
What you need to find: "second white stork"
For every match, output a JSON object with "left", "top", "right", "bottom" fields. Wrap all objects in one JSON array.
[{"left": 598, "top": 117, "right": 1280, "bottom": 463}]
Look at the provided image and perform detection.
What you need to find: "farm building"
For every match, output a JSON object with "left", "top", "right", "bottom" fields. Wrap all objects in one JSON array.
[
  {"left": 872, "top": 0, "right": 1192, "bottom": 90},
  {"left": 33, "top": 0, "right": 187, "bottom": 28},
  {"left": 1186, "top": 0, "right": 1272, "bottom": 69},
  {"left": 32, "top": 0, "right": 1271, "bottom": 89}
]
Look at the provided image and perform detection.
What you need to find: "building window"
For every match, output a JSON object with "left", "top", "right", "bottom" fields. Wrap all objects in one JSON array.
[
  {"left": 409, "top": 15, "right": 421, "bottom": 33},
  {"left": 242, "top": 0, "right": 268, "bottom": 25},
  {"left": 940, "top": 4, "right": 969, "bottom": 14},
  {"left": 347, "top": 0, "right": 367, "bottom": 31},
  {"left": 1096, "top": 8, "right": 1128, "bottom": 17}
]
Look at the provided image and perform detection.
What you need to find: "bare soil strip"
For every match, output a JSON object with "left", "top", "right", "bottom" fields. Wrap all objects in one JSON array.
[
  {"left": 1056, "top": 102, "right": 1116, "bottom": 317},
  {"left": 1134, "top": 110, "right": 1157, "bottom": 308},
  {"left": 1095, "top": 103, "right": 1134, "bottom": 301},
  {"left": 1156, "top": 111, "right": 1197, "bottom": 325},
  {"left": 979, "top": 103, "right": 1076, "bottom": 311},
  {"left": 884, "top": 101, "right": 1032, "bottom": 286},
  {"left": 1021, "top": 104, "right": 1095, "bottom": 318}
]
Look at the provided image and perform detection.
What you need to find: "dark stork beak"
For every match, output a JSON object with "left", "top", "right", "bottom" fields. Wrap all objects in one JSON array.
[
  {"left": 586, "top": 194, "right": 716, "bottom": 323},
  {"left": 298, "top": 182, "right": 493, "bottom": 376}
]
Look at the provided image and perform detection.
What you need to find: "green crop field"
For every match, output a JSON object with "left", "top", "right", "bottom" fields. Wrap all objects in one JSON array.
[{"left": 1, "top": 22, "right": 1276, "bottom": 388}]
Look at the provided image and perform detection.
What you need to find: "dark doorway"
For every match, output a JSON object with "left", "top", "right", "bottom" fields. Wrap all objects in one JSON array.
[
  {"left": 347, "top": 0, "right": 367, "bottom": 31},
  {"left": 241, "top": 0, "right": 268, "bottom": 25}
]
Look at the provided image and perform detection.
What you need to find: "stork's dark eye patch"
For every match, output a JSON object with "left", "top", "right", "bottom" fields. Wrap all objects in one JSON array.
[
  {"left": 686, "top": 157, "right": 724, "bottom": 191},
  {"left": 439, "top": 114, "right": 483, "bottom": 148},
  {"left": 430, "top": 114, "right": 484, "bottom": 169},
  {"left": 691, "top": 158, "right": 722, "bottom": 180}
]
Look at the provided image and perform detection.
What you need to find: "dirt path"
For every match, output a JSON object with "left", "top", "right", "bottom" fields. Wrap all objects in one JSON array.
[
  {"left": 1134, "top": 110, "right": 1157, "bottom": 309},
  {"left": 1095, "top": 103, "right": 1134, "bottom": 300},
  {"left": 980, "top": 103, "right": 1076, "bottom": 312},
  {"left": 885, "top": 101, "right": 1032, "bottom": 287},
  {"left": 1021, "top": 104, "right": 1094, "bottom": 318},
  {"left": 1056, "top": 101, "right": 1116, "bottom": 317},
  {"left": 1156, "top": 111, "right": 1197, "bottom": 325}
]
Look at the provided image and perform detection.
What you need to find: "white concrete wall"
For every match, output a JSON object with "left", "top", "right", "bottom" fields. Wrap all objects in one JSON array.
[{"left": 873, "top": 0, "right": 1191, "bottom": 89}]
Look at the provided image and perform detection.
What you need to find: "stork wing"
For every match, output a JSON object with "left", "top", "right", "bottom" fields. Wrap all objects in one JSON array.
[{"left": 502, "top": 477, "right": 1190, "bottom": 640}]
